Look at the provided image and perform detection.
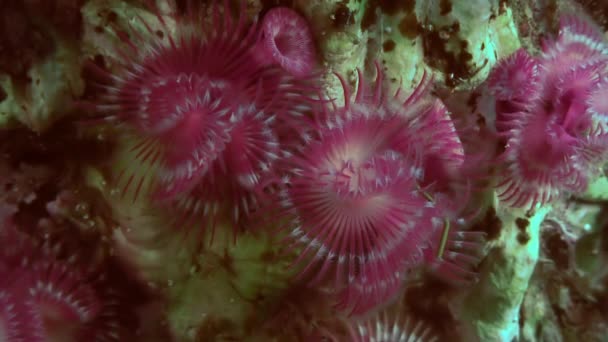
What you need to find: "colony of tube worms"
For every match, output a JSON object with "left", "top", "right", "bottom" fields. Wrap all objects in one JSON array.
[{"left": 0, "top": 0, "right": 607, "bottom": 341}]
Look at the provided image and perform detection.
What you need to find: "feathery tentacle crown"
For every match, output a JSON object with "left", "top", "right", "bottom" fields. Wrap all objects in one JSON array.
[
  {"left": 88, "top": 2, "right": 319, "bottom": 231},
  {"left": 348, "top": 303, "right": 438, "bottom": 342},
  {"left": 0, "top": 266, "right": 44, "bottom": 342},
  {"left": 0, "top": 217, "right": 138, "bottom": 341},
  {"left": 491, "top": 14, "right": 608, "bottom": 209},
  {"left": 255, "top": 6, "right": 316, "bottom": 78},
  {"left": 276, "top": 64, "right": 474, "bottom": 315}
]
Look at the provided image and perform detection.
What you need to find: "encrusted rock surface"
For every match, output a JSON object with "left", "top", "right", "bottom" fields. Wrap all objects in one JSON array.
[{"left": 0, "top": 1, "right": 607, "bottom": 341}]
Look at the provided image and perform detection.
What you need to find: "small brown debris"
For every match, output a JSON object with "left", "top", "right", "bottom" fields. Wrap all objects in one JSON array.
[
  {"left": 332, "top": 2, "right": 355, "bottom": 29},
  {"left": 0, "top": 85, "right": 6, "bottom": 103},
  {"left": 382, "top": 39, "right": 396, "bottom": 52},
  {"left": 440, "top": 0, "right": 452, "bottom": 16},
  {"left": 516, "top": 217, "right": 530, "bottom": 232},
  {"left": 517, "top": 232, "right": 530, "bottom": 245},
  {"left": 472, "top": 207, "right": 502, "bottom": 241}
]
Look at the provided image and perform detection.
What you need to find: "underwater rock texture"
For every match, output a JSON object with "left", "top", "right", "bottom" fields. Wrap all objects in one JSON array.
[
  {"left": 0, "top": 0, "right": 607, "bottom": 341},
  {"left": 460, "top": 203, "right": 551, "bottom": 341}
]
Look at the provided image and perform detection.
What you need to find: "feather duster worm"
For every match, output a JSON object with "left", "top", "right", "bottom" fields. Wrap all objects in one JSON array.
[
  {"left": 492, "top": 14, "right": 608, "bottom": 208},
  {"left": 274, "top": 64, "right": 475, "bottom": 315},
  {"left": 85, "top": 1, "right": 319, "bottom": 236}
]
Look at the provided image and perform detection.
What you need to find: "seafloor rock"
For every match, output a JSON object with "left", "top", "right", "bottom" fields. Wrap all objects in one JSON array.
[
  {"left": 0, "top": 39, "right": 82, "bottom": 132},
  {"left": 458, "top": 203, "right": 551, "bottom": 341},
  {"left": 0, "top": 1, "right": 84, "bottom": 132},
  {"left": 585, "top": 176, "right": 608, "bottom": 201},
  {"left": 415, "top": 0, "right": 519, "bottom": 89}
]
